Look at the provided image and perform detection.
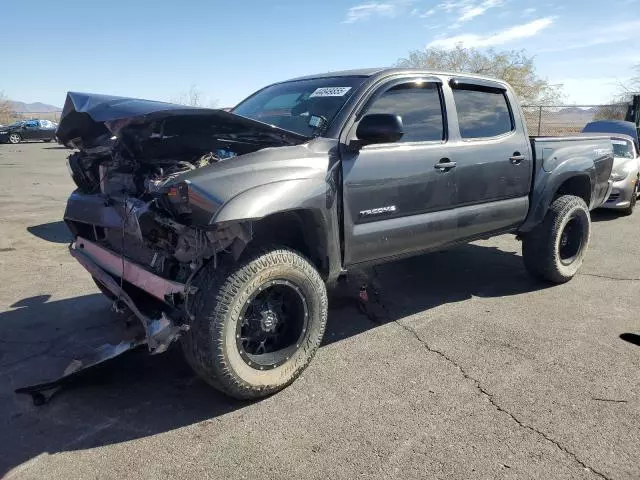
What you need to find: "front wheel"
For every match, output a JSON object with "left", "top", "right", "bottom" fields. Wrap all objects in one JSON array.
[
  {"left": 522, "top": 195, "right": 591, "bottom": 283},
  {"left": 182, "top": 247, "right": 328, "bottom": 399},
  {"left": 8, "top": 133, "right": 21, "bottom": 144}
]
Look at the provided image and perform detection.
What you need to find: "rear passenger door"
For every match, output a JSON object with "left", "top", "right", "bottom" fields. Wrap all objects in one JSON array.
[{"left": 447, "top": 79, "right": 531, "bottom": 236}]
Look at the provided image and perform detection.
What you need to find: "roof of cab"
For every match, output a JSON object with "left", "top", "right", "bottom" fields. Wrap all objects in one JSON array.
[{"left": 285, "top": 67, "right": 508, "bottom": 85}]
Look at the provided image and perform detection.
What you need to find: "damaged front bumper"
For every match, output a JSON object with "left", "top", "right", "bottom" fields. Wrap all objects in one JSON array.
[
  {"left": 71, "top": 236, "right": 187, "bottom": 307},
  {"left": 16, "top": 237, "right": 191, "bottom": 405},
  {"left": 70, "top": 236, "right": 190, "bottom": 353}
]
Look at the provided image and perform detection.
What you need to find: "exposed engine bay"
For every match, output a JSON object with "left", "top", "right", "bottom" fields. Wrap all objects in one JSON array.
[
  {"left": 61, "top": 93, "right": 308, "bottom": 290},
  {"left": 66, "top": 133, "right": 249, "bottom": 287}
]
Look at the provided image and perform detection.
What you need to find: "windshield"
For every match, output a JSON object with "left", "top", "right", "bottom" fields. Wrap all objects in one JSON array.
[
  {"left": 612, "top": 139, "right": 634, "bottom": 159},
  {"left": 232, "top": 76, "right": 367, "bottom": 137}
]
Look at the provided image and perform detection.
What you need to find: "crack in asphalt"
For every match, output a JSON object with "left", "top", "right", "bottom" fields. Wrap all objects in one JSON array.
[
  {"left": 578, "top": 272, "right": 640, "bottom": 282},
  {"left": 363, "top": 266, "right": 611, "bottom": 480},
  {"left": 395, "top": 321, "right": 610, "bottom": 480}
]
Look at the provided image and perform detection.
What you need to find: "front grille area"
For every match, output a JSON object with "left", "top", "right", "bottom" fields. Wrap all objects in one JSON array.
[
  {"left": 104, "top": 228, "right": 156, "bottom": 266},
  {"left": 66, "top": 220, "right": 102, "bottom": 242}
]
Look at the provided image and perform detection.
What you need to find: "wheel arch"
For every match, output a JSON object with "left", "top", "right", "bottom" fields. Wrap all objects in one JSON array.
[
  {"left": 519, "top": 172, "right": 593, "bottom": 233},
  {"left": 211, "top": 179, "right": 342, "bottom": 281},
  {"left": 553, "top": 175, "right": 592, "bottom": 206},
  {"left": 249, "top": 209, "right": 330, "bottom": 277}
]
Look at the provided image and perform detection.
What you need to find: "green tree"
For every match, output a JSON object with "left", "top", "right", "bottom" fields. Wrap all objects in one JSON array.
[{"left": 396, "top": 45, "right": 564, "bottom": 105}]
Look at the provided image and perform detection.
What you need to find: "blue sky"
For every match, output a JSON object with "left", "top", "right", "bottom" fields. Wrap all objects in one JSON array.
[{"left": 3, "top": 0, "right": 639, "bottom": 107}]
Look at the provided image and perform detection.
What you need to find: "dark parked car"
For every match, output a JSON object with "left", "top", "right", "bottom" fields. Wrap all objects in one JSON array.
[
  {"left": 0, "top": 119, "right": 57, "bottom": 144},
  {"left": 18, "top": 69, "right": 615, "bottom": 404}
]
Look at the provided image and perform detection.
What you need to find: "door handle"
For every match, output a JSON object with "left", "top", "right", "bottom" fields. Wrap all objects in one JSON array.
[
  {"left": 510, "top": 154, "right": 526, "bottom": 165},
  {"left": 434, "top": 159, "right": 457, "bottom": 171}
]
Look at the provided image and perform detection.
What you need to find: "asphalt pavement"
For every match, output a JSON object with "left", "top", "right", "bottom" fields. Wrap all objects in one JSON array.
[{"left": 1, "top": 143, "right": 639, "bottom": 479}]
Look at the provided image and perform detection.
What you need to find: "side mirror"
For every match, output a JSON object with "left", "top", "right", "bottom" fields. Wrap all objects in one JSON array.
[{"left": 355, "top": 113, "right": 404, "bottom": 146}]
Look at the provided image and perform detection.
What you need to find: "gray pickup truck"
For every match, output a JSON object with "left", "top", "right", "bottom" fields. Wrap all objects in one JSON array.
[{"left": 38, "top": 68, "right": 613, "bottom": 401}]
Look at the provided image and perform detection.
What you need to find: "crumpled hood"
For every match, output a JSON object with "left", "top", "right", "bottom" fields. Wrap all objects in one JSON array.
[{"left": 55, "top": 92, "right": 309, "bottom": 150}]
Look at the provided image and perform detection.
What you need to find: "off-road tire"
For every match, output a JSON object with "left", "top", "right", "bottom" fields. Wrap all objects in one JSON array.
[
  {"left": 522, "top": 195, "right": 591, "bottom": 284},
  {"left": 181, "top": 247, "right": 328, "bottom": 400}
]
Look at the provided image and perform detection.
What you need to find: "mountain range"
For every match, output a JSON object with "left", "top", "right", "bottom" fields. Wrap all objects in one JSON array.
[{"left": 10, "top": 101, "right": 61, "bottom": 113}]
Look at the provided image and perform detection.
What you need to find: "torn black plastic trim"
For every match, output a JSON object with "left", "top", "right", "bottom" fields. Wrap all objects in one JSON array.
[
  {"left": 15, "top": 340, "right": 145, "bottom": 405},
  {"left": 15, "top": 247, "right": 189, "bottom": 406}
]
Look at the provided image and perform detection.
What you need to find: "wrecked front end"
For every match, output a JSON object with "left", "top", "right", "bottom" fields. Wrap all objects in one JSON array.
[{"left": 17, "top": 93, "right": 308, "bottom": 403}]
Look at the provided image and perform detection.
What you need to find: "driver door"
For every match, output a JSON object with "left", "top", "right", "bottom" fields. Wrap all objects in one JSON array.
[
  {"left": 341, "top": 78, "right": 456, "bottom": 265},
  {"left": 22, "top": 121, "right": 40, "bottom": 140}
]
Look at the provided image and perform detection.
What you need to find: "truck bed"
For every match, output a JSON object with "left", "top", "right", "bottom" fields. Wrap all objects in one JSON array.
[{"left": 529, "top": 135, "right": 614, "bottom": 210}]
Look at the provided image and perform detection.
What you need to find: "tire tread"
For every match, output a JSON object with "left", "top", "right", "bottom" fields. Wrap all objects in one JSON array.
[
  {"left": 182, "top": 247, "right": 327, "bottom": 399},
  {"left": 522, "top": 195, "right": 590, "bottom": 283}
]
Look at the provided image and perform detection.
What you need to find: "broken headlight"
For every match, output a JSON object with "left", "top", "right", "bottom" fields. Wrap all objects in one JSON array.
[
  {"left": 160, "top": 181, "right": 221, "bottom": 224},
  {"left": 164, "top": 181, "right": 191, "bottom": 215}
]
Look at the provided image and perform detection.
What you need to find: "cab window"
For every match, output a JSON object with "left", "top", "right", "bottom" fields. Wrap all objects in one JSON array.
[
  {"left": 452, "top": 86, "right": 513, "bottom": 139},
  {"left": 365, "top": 82, "right": 444, "bottom": 143}
]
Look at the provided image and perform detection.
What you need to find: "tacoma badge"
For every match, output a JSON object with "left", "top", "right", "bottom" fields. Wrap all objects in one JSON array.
[{"left": 359, "top": 205, "right": 397, "bottom": 217}]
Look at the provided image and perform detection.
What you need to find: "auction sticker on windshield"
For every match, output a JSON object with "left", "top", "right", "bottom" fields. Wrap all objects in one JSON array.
[{"left": 310, "top": 87, "right": 352, "bottom": 97}]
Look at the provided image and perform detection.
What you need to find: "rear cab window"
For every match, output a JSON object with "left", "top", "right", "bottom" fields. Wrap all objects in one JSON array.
[{"left": 451, "top": 84, "right": 513, "bottom": 139}]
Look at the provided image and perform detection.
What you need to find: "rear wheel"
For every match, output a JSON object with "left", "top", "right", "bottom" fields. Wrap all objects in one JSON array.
[
  {"left": 8, "top": 133, "right": 21, "bottom": 144},
  {"left": 182, "top": 247, "right": 328, "bottom": 399},
  {"left": 522, "top": 195, "right": 591, "bottom": 283}
]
